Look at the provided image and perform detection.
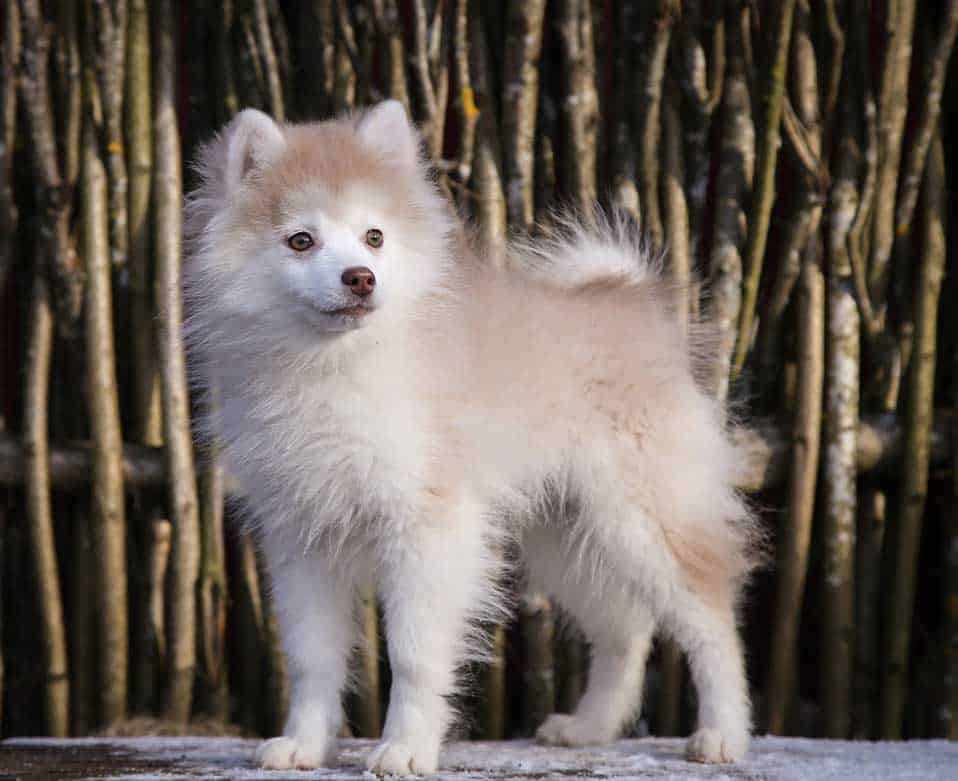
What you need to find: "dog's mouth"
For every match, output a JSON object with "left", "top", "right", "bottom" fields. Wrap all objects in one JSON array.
[{"left": 328, "top": 304, "right": 374, "bottom": 318}]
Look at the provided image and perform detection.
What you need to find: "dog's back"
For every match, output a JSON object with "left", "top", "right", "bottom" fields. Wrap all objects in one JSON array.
[{"left": 415, "top": 219, "right": 758, "bottom": 607}]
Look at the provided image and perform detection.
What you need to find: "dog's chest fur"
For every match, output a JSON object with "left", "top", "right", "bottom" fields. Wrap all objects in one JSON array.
[{"left": 217, "top": 340, "right": 432, "bottom": 542}]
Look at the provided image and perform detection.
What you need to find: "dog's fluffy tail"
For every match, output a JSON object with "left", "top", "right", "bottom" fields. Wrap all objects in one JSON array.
[{"left": 506, "top": 210, "right": 664, "bottom": 288}]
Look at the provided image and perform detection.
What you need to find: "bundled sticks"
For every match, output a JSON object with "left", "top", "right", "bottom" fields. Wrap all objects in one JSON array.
[{"left": 1, "top": 0, "right": 956, "bottom": 744}]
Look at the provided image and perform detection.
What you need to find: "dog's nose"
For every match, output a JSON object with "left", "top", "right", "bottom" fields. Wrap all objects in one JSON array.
[{"left": 341, "top": 266, "right": 376, "bottom": 298}]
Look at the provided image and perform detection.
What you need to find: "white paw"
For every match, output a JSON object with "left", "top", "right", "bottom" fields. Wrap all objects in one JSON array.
[
  {"left": 257, "top": 735, "right": 328, "bottom": 769},
  {"left": 366, "top": 739, "right": 438, "bottom": 776},
  {"left": 685, "top": 727, "right": 748, "bottom": 763},
  {"left": 535, "top": 713, "right": 616, "bottom": 746}
]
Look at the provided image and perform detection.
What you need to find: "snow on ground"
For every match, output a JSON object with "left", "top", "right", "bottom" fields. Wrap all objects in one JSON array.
[{"left": 2, "top": 736, "right": 957, "bottom": 780}]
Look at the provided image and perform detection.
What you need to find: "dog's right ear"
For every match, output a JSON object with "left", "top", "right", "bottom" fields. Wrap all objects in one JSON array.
[{"left": 224, "top": 108, "right": 286, "bottom": 192}]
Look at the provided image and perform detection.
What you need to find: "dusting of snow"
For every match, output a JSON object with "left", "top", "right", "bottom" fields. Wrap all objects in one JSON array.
[{"left": 2, "top": 736, "right": 957, "bottom": 781}]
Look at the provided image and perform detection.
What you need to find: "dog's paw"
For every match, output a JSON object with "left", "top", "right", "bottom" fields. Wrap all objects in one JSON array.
[
  {"left": 257, "top": 735, "right": 328, "bottom": 769},
  {"left": 535, "top": 713, "right": 616, "bottom": 747},
  {"left": 685, "top": 727, "right": 748, "bottom": 763},
  {"left": 366, "top": 739, "right": 438, "bottom": 776}
]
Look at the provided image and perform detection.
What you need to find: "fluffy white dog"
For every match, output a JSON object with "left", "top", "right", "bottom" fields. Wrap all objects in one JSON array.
[{"left": 184, "top": 100, "right": 759, "bottom": 775}]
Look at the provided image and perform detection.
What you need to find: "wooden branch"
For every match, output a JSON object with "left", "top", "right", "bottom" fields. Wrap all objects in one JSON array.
[
  {"left": 250, "top": 0, "right": 285, "bottom": 120},
  {"left": 81, "top": 78, "right": 129, "bottom": 726},
  {"left": 821, "top": 35, "right": 859, "bottom": 736},
  {"left": 266, "top": 0, "right": 291, "bottom": 111},
  {"left": 52, "top": 1, "right": 82, "bottom": 189},
  {"left": 236, "top": 2, "right": 267, "bottom": 110},
  {"left": 409, "top": 0, "right": 447, "bottom": 157},
  {"left": 533, "top": 94, "right": 557, "bottom": 225},
  {"left": 448, "top": 0, "right": 476, "bottom": 186},
  {"left": 822, "top": 21, "right": 863, "bottom": 737},
  {"left": 0, "top": 434, "right": 163, "bottom": 489},
  {"left": 731, "top": 0, "right": 797, "bottom": 377},
  {"left": 706, "top": 3, "right": 753, "bottom": 402},
  {"left": 425, "top": 0, "right": 449, "bottom": 148},
  {"left": 232, "top": 533, "right": 267, "bottom": 732},
  {"left": 333, "top": 0, "right": 368, "bottom": 105},
  {"left": 753, "top": 199, "right": 812, "bottom": 401},
  {"left": 853, "top": 485, "right": 885, "bottom": 739},
  {"left": 661, "top": 87, "right": 690, "bottom": 331},
  {"left": 866, "top": 0, "right": 916, "bottom": 312},
  {"left": 501, "top": 0, "right": 546, "bottom": 231},
  {"left": 819, "top": 0, "right": 845, "bottom": 145},
  {"left": 0, "top": 0, "right": 19, "bottom": 295},
  {"left": 91, "top": 0, "right": 129, "bottom": 272},
  {"left": 657, "top": 55, "right": 689, "bottom": 715},
  {"left": 675, "top": 0, "right": 723, "bottom": 266},
  {"left": 756, "top": 1, "right": 826, "bottom": 402},
  {"left": 556, "top": 0, "right": 598, "bottom": 207},
  {"left": 212, "top": 0, "right": 240, "bottom": 124},
  {"left": 153, "top": 0, "right": 200, "bottom": 725},
  {"left": 126, "top": 0, "right": 161, "bottom": 448},
  {"left": 371, "top": 0, "right": 410, "bottom": 111},
  {"left": 518, "top": 588, "right": 554, "bottom": 736},
  {"left": 477, "top": 623, "right": 507, "bottom": 738},
  {"left": 632, "top": 0, "right": 677, "bottom": 246},
  {"left": 893, "top": 0, "right": 958, "bottom": 237},
  {"left": 1, "top": 407, "right": 951, "bottom": 499},
  {"left": 609, "top": 1, "right": 638, "bottom": 220},
  {"left": 822, "top": 262, "right": 859, "bottom": 738},
  {"left": 197, "top": 435, "right": 229, "bottom": 720},
  {"left": 467, "top": 0, "right": 505, "bottom": 254},
  {"left": 261, "top": 556, "right": 289, "bottom": 736},
  {"left": 23, "top": 258, "right": 70, "bottom": 736},
  {"left": 763, "top": 238, "right": 825, "bottom": 735},
  {"left": 844, "top": 0, "right": 880, "bottom": 338},
  {"left": 351, "top": 584, "right": 381, "bottom": 737},
  {"left": 880, "top": 126, "right": 945, "bottom": 740},
  {"left": 17, "top": 0, "right": 84, "bottom": 330},
  {"left": 0, "top": 0, "right": 16, "bottom": 729}
]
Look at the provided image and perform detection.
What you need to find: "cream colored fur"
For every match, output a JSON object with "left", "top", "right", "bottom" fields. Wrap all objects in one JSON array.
[{"left": 184, "top": 101, "right": 760, "bottom": 774}]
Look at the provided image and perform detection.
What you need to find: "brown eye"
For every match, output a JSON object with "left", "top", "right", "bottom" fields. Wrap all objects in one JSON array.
[
  {"left": 288, "top": 231, "right": 314, "bottom": 252},
  {"left": 365, "top": 228, "right": 384, "bottom": 248}
]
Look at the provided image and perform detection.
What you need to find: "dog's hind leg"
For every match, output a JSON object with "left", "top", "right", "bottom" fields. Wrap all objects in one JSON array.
[
  {"left": 667, "top": 593, "right": 750, "bottom": 762},
  {"left": 523, "top": 524, "right": 655, "bottom": 746},
  {"left": 256, "top": 542, "right": 359, "bottom": 770},
  {"left": 568, "top": 497, "right": 752, "bottom": 763}
]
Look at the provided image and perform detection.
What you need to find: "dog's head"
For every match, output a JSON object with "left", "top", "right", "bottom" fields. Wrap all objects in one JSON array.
[{"left": 186, "top": 101, "right": 454, "bottom": 347}]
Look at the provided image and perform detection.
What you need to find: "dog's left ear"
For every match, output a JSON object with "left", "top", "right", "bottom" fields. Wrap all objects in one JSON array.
[{"left": 357, "top": 100, "right": 421, "bottom": 168}]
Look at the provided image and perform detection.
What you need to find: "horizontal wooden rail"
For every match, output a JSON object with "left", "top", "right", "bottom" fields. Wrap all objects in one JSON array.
[
  {"left": 734, "top": 410, "right": 954, "bottom": 492},
  {"left": 0, "top": 435, "right": 165, "bottom": 491},
  {"left": 0, "top": 410, "right": 952, "bottom": 494}
]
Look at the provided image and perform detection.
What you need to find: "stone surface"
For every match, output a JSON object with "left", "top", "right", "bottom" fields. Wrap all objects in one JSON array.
[{"left": 1, "top": 736, "right": 957, "bottom": 780}]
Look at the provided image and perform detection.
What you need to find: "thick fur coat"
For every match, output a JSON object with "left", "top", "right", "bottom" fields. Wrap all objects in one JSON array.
[{"left": 184, "top": 101, "right": 760, "bottom": 774}]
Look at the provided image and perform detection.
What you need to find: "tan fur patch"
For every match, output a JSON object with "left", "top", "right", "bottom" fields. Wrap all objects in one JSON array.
[{"left": 236, "top": 120, "right": 419, "bottom": 230}]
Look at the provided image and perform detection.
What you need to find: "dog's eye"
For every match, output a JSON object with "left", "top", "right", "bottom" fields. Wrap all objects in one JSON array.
[
  {"left": 287, "top": 232, "right": 314, "bottom": 252},
  {"left": 365, "top": 228, "right": 384, "bottom": 249}
]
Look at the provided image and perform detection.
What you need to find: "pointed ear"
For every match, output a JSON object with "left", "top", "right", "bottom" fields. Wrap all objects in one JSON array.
[
  {"left": 224, "top": 108, "right": 286, "bottom": 191},
  {"left": 356, "top": 100, "right": 420, "bottom": 168}
]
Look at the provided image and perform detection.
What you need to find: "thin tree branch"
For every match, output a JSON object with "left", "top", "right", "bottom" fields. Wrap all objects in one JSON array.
[{"left": 732, "top": 0, "right": 797, "bottom": 377}]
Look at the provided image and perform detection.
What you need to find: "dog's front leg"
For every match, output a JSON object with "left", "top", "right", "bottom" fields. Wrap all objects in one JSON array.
[
  {"left": 367, "top": 505, "right": 491, "bottom": 776},
  {"left": 256, "top": 543, "right": 356, "bottom": 770}
]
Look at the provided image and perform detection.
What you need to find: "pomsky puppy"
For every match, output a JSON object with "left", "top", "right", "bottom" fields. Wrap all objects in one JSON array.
[{"left": 184, "top": 100, "right": 759, "bottom": 775}]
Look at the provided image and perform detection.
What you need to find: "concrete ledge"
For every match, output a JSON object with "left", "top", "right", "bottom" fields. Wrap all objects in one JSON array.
[{"left": 2, "top": 735, "right": 957, "bottom": 780}]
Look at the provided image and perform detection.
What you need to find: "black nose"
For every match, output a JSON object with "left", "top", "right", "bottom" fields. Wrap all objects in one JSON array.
[{"left": 341, "top": 266, "right": 376, "bottom": 298}]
